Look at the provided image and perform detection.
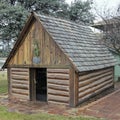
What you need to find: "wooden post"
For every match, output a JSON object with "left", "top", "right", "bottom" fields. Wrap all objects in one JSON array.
[
  {"left": 7, "top": 67, "right": 11, "bottom": 97},
  {"left": 69, "top": 67, "right": 78, "bottom": 107},
  {"left": 30, "top": 68, "right": 36, "bottom": 101},
  {"left": 74, "top": 71, "right": 79, "bottom": 106}
]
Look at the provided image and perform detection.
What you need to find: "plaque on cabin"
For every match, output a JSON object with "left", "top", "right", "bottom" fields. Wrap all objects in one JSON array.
[{"left": 33, "top": 57, "right": 40, "bottom": 64}]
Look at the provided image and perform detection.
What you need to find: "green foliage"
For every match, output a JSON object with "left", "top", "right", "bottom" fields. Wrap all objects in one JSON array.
[
  {"left": 33, "top": 40, "right": 40, "bottom": 57},
  {"left": 0, "top": 1, "right": 29, "bottom": 42},
  {"left": 0, "top": 0, "right": 94, "bottom": 56},
  {"left": 0, "top": 71, "right": 7, "bottom": 95},
  {"left": 69, "top": 0, "right": 94, "bottom": 24},
  {"left": 0, "top": 1, "right": 29, "bottom": 55}
]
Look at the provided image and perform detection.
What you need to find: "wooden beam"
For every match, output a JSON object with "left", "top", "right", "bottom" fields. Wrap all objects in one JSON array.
[{"left": 69, "top": 67, "right": 75, "bottom": 107}]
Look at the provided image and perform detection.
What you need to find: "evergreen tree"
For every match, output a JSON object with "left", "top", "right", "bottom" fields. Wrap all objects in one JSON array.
[
  {"left": 0, "top": 1, "right": 28, "bottom": 55},
  {"left": 0, "top": 0, "right": 95, "bottom": 56},
  {"left": 69, "top": 0, "right": 94, "bottom": 24}
]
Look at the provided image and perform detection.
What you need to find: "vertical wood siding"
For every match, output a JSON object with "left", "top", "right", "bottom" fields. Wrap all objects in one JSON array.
[
  {"left": 9, "top": 20, "right": 69, "bottom": 66},
  {"left": 78, "top": 67, "right": 114, "bottom": 103},
  {"left": 10, "top": 68, "right": 30, "bottom": 100},
  {"left": 47, "top": 69, "right": 70, "bottom": 105}
]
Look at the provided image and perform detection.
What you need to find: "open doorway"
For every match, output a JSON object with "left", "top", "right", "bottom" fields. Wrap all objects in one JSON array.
[
  {"left": 30, "top": 68, "right": 47, "bottom": 102},
  {"left": 36, "top": 68, "right": 47, "bottom": 101}
]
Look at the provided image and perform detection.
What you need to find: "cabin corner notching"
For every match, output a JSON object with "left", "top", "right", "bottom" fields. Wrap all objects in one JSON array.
[{"left": 3, "top": 12, "right": 116, "bottom": 107}]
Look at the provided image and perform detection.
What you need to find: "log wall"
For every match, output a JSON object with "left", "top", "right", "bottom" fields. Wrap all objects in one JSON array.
[
  {"left": 47, "top": 69, "right": 70, "bottom": 105},
  {"left": 78, "top": 67, "right": 114, "bottom": 103},
  {"left": 10, "top": 68, "right": 30, "bottom": 100}
]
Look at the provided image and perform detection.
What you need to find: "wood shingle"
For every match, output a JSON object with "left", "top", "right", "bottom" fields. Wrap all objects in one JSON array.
[{"left": 37, "top": 14, "right": 116, "bottom": 72}]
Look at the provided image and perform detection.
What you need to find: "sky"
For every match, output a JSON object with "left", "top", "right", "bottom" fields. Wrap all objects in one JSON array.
[
  {"left": 66, "top": 0, "right": 120, "bottom": 9},
  {"left": 65, "top": 0, "right": 120, "bottom": 21}
]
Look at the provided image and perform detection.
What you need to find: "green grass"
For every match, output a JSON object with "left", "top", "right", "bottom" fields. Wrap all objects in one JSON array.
[
  {"left": 0, "top": 71, "right": 8, "bottom": 95},
  {"left": 0, "top": 106, "right": 103, "bottom": 120}
]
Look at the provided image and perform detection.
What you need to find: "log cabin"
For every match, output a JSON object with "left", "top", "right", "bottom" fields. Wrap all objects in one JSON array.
[{"left": 2, "top": 12, "right": 116, "bottom": 107}]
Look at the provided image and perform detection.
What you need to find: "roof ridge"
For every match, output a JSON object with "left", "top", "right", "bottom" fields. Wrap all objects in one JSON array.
[{"left": 35, "top": 13, "right": 86, "bottom": 28}]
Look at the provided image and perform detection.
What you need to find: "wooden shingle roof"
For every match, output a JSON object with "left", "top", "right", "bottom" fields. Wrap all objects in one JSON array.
[
  {"left": 37, "top": 14, "right": 115, "bottom": 72},
  {"left": 3, "top": 12, "right": 116, "bottom": 72}
]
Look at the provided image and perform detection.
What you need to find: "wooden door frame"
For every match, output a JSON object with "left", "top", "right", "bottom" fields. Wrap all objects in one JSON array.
[
  {"left": 30, "top": 68, "right": 48, "bottom": 102},
  {"left": 30, "top": 68, "right": 36, "bottom": 101}
]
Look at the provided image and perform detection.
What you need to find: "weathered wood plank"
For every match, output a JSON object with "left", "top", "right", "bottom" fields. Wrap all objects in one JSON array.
[
  {"left": 7, "top": 68, "right": 11, "bottom": 96},
  {"left": 12, "top": 88, "right": 29, "bottom": 95},
  {"left": 79, "top": 68, "right": 112, "bottom": 81},
  {"left": 48, "top": 88, "right": 69, "bottom": 97},
  {"left": 47, "top": 74, "right": 69, "bottom": 80},
  {"left": 78, "top": 83, "right": 113, "bottom": 102},
  {"left": 11, "top": 75, "right": 29, "bottom": 80},
  {"left": 47, "top": 79, "right": 69, "bottom": 86},
  {"left": 75, "top": 72, "right": 78, "bottom": 106},
  {"left": 12, "top": 83, "right": 29, "bottom": 89},
  {"left": 78, "top": 80, "right": 113, "bottom": 98},
  {"left": 79, "top": 71, "right": 112, "bottom": 87},
  {"left": 47, "top": 68, "right": 69, "bottom": 105},
  {"left": 47, "top": 69, "right": 69, "bottom": 74},
  {"left": 79, "top": 75, "right": 112, "bottom": 92},
  {"left": 69, "top": 67, "right": 75, "bottom": 107},
  {"left": 12, "top": 79, "right": 29, "bottom": 84},
  {"left": 11, "top": 68, "right": 29, "bottom": 72},
  {"left": 77, "top": 67, "right": 114, "bottom": 104},
  {"left": 48, "top": 83, "right": 69, "bottom": 91},
  {"left": 48, "top": 94, "right": 69, "bottom": 103},
  {"left": 11, "top": 71, "right": 29, "bottom": 76},
  {"left": 12, "top": 93, "right": 29, "bottom": 100},
  {"left": 48, "top": 100, "right": 69, "bottom": 105}
]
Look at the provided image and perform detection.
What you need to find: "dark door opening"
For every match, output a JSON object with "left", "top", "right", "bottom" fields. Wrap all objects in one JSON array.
[{"left": 36, "top": 68, "right": 47, "bottom": 101}]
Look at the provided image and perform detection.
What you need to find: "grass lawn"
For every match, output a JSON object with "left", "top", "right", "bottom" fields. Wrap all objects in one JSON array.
[
  {"left": 0, "top": 71, "right": 8, "bottom": 95},
  {"left": 0, "top": 106, "right": 103, "bottom": 120},
  {"left": 0, "top": 71, "right": 103, "bottom": 120}
]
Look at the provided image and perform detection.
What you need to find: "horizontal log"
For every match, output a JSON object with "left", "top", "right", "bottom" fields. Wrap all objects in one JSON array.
[
  {"left": 78, "top": 83, "right": 113, "bottom": 102},
  {"left": 48, "top": 100, "right": 68, "bottom": 105},
  {"left": 79, "top": 68, "right": 112, "bottom": 81},
  {"left": 11, "top": 75, "right": 29, "bottom": 80},
  {"left": 78, "top": 80, "right": 113, "bottom": 98},
  {"left": 47, "top": 79, "right": 69, "bottom": 86},
  {"left": 47, "top": 69, "right": 69, "bottom": 74},
  {"left": 48, "top": 94, "right": 69, "bottom": 103},
  {"left": 12, "top": 93, "right": 29, "bottom": 100},
  {"left": 11, "top": 68, "right": 29, "bottom": 72},
  {"left": 47, "top": 74, "right": 69, "bottom": 80},
  {"left": 79, "top": 71, "right": 112, "bottom": 87},
  {"left": 79, "top": 67, "right": 112, "bottom": 75},
  {"left": 12, "top": 80, "right": 29, "bottom": 85},
  {"left": 48, "top": 88, "right": 69, "bottom": 97},
  {"left": 12, "top": 83, "right": 29, "bottom": 90},
  {"left": 79, "top": 75, "right": 113, "bottom": 92},
  {"left": 94, "top": 83, "right": 114, "bottom": 94},
  {"left": 48, "top": 83, "right": 69, "bottom": 91},
  {"left": 12, "top": 88, "right": 29, "bottom": 95},
  {"left": 11, "top": 71, "right": 29, "bottom": 76}
]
